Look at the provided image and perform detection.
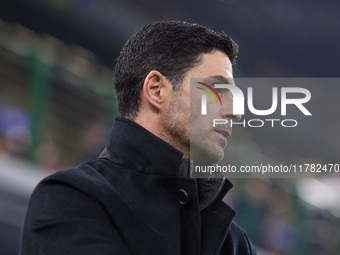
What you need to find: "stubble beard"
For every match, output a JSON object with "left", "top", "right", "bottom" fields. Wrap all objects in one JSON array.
[
  {"left": 162, "top": 93, "right": 190, "bottom": 157},
  {"left": 162, "top": 92, "right": 226, "bottom": 164},
  {"left": 190, "top": 134, "right": 225, "bottom": 165}
]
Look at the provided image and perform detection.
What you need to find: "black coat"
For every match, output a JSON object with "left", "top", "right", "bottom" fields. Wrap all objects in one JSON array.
[{"left": 22, "top": 117, "right": 256, "bottom": 255}]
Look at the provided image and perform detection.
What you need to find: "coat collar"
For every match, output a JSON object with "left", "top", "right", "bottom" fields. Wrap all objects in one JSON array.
[
  {"left": 99, "top": 117, "right": 185, "bottom": 177},
  {"left": 99, "top": 117, "right": 234, "bottom": 209}
]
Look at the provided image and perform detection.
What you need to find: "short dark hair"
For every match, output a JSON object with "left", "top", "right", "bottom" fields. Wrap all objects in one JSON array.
[{"left": 113, "top": 21, "right": 238, "bottom": 118}]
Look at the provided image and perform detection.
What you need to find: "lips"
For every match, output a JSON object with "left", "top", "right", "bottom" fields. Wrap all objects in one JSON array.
[{"left": 214, "top": 128, "right": 231, "bottom": 139}]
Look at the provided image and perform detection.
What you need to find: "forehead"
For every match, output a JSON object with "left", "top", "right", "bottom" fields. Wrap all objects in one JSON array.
[
  {"left": 189, "top": 50, "right": 233, "bottom": 79},
  {"left": 181, "top": 51, "right": 234, "bottom": 93}
]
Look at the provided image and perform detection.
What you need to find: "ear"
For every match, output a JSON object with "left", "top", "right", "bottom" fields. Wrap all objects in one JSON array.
[{"left": 142, "top": 70, "right": 172, "bottom": 112}]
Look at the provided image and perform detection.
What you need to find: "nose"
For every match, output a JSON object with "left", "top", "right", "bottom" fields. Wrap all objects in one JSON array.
[
  {"left": 220, "top": 98, "right": 242, "bottom": 121},
  {"left": 226, "top": 113, "right": 242, "bottom": 121}
]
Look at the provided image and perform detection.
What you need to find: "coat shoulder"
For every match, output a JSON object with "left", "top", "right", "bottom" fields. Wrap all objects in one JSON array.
[
  {"left": 36, "top": 159, "right": 116, "bottom": 195},
  {"left": 22, "top": 160, "right": 132, "bottom": 255}
]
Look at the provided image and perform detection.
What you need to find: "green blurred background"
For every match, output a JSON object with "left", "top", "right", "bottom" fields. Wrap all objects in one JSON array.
[{"left": 0, "top": 1, "right": 339, "bottom": 254}]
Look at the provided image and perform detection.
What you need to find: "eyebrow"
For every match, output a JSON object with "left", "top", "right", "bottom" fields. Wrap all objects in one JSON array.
[{"left": 207, "top": 75, "right": 235, "bottom": 85}]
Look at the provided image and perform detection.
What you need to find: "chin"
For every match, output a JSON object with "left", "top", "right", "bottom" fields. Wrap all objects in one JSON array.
[
  {"left": 209, "top": 151, "right": 225, "bottom": 164},
  {"left": 192, "top": 145, "right": 224, "bottom": 165}
]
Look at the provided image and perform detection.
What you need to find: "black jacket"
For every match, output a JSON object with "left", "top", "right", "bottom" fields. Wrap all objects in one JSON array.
[{"left": 21, "top": 117, "right": 256, "bottom": 255}]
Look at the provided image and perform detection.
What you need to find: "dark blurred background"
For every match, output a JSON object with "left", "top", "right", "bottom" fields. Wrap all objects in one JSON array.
[{"left": 0, "top": 0, "right": 339, "bottom": 254}]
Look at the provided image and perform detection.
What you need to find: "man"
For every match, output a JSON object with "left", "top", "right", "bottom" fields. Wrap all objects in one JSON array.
[{"left": 22, "top": 21, "right": 256, "bottom": 254}]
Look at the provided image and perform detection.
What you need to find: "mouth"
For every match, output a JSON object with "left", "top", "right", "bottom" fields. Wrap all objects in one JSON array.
[{"left": 214, "top": 129, "right": 231, "bottom": 140}]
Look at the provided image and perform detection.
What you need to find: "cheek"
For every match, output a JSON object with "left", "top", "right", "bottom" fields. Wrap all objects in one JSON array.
[
  {"left": 221, "top": 93, "right": 233, "bottom": 107},
  {"left": 190, "top": 115, "right": 213, "bottom": 139},
  {"left": 190, "top": 96, "right": 221, "bottom": 134}
]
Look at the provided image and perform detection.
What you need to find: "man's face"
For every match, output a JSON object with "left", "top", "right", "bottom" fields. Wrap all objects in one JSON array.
[{"left": 163, "top": 50, "right": 239, "bottom": 163}]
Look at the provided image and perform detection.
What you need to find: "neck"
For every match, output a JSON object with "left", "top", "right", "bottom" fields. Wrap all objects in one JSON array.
[
  {"left": 160, "top": 131, "right": 190, "bottom": 158},
  {"left": 134, "top": 114, "right": 189, "bottom": 158}
]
